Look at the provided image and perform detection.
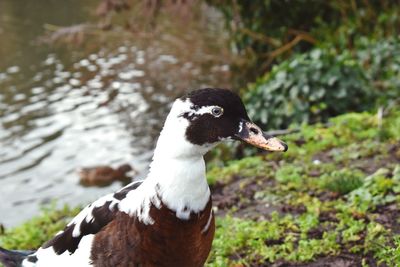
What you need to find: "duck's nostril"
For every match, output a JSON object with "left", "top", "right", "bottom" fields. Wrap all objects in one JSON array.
[{"left": 249, "top": 127, "right": 259, "bottom": 135}]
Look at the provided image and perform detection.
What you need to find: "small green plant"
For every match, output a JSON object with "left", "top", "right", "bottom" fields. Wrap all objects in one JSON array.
[
  {"left": 275, "top": 165, "right": 303, "bottom": 186},
  {"left": 347, "top": 168, "right": 397, "bottom": 213},
  {"left": 321, "top": 168, "right": 364, "bottom": 195},
  {"left": 373, "top": 235, "right": 400, "bottom": 266}
]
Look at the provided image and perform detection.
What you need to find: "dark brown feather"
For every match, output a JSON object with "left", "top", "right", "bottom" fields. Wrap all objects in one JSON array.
[{"left": 91, "top": 199, "right": 214, "bottom": 267}]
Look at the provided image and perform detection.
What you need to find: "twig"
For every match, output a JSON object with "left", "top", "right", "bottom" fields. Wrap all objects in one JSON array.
[
  {"left": 260, "top": 32, "right": 316, "bottom": 70},
  {"left": 287, "top": 29, "right": 317, "bottom": 44},
  {"left": 266, "top": 33, "right": 315, "bottom": 59},
  {"left": 239, "top": 28, "right": 281, "bottom": 47}
]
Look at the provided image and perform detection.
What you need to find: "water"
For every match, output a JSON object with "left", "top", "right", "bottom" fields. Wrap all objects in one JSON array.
[{"left": 0, "top": 1, "right": 232, "bottom": 227}]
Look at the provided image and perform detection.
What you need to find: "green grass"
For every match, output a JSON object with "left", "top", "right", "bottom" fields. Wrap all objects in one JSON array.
[
  {"left": 206, "top": 164, "right": 400, "bottom": 266},
  {"left": 0, "top": 205, "right": 79, "bottom": 250},
  {"left": 209, "top": 214, "right": 339, "bottom": 266}
]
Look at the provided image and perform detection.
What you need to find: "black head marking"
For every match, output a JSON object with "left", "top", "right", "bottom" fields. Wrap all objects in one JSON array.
[{"left": 182, "top": 88, "right": 250, "bottom": 145}]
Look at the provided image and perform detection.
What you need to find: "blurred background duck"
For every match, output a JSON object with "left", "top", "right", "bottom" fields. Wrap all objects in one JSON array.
[{"left": 78, "top": 163, "right": 135, "bottom": 187}]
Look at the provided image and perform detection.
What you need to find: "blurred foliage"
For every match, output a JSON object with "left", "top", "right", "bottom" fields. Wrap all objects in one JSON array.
[
  {"left": 243, "top": 48, "right": 374, "bottom": 129},
  {"left": 207, "top": 0, "right": 400, "bottom": 129},
  {"left": 355, "top": 37, "right": 400, "bottom": 102},
  {"left": 244, "top": 37, "right": 400, "bottom": 129},
  {"left": 207, "top": 0, "right": 400, "bottom": 76}
]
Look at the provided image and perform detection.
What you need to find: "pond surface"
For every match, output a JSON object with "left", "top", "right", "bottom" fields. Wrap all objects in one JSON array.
[{"left": 0, "top": 1, "right": 232, "bottom": 227}]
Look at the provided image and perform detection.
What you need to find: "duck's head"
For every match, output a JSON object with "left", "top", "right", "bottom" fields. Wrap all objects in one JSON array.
[{"left": 154, "top": 88, "right": 287, "bottom": 159}]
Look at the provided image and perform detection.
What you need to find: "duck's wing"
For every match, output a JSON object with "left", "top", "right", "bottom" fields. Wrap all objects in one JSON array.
[
  {"left": 41, "top": 180, "right": 143, "bottom": 255},
  {"left": 1, "top": 180, "right": 141, "bottom": 267}
]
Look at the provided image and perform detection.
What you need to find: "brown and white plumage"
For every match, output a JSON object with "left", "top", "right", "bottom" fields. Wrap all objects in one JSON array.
[{"left": 0, "top": 88, "right": 287, "bottom": 267}]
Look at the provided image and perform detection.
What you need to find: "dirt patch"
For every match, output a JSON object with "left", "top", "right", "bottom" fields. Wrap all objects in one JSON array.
[
  {"left": 211, "top": 175, "right": 280, "bottom": 219},
  {"left": 354, "top": 157, "right": 399, "bottom": 176},
  {"left": 375, "top": 203, "right": 400, "bottom": 234},
  {"left": 312, "top": 151, "right": 334, "bottom": 165},
  {"left": 269, "top": 253, "right": 378, "bottom": 267},
  {"left": 209, "top": 141, "right": 400, "bottom": 266},
  {"left": 313, "top": 143, "right": 400, "bottom": 176},
  {"left": 318, "top": 211, "right": 339, "bottom": 223},
  {"left": 231, "top": 253, "right": 379, "bottom": 267},
  {"left": 357, "top": 143, "right": 400, "bottom": 174},
  {"left": 280, "top": 204, "right": 307, "bottom": 215}
]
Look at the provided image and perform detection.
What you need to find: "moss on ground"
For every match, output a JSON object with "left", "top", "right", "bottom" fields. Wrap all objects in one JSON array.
[{"left": 0, "top": 107, "right": 399, "bottom": 266}]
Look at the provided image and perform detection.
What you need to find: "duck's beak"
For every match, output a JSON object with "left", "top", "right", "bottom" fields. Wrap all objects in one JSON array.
[{"left": 234, "top": 119, "right": 288, "bottom": 152}]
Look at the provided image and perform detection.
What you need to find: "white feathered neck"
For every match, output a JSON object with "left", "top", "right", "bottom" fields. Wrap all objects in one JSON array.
[{"left": 141, "top": 99, "right": 213, "bottom": 220}]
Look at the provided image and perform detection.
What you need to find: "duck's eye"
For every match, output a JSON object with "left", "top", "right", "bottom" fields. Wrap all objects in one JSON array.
[{"left": 211, "top": 107, "right": 223, "bottom": 117}]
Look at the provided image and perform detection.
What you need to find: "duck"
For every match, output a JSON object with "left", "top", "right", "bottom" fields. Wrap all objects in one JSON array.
[
  {"left": 0, "top": 88, "right": 287, "bottom": 267},
  {"left": 78, "top": 164, "right": 135, "bottom": 187}
]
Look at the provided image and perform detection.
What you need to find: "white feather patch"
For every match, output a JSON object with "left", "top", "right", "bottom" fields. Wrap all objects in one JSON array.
[
  {"left": 238, "top": 121, "right": 244, "bottom": 133},
  {"left": 26, "top": 235, "right": 95, "bottom": 267},
  {"left": 201, "top": 210, "right": 213, "bottom": 234},
  {"left": 67, "top": 180, "right": 143, "bottom": 238},
  {"left": 193, "top": 105, "right": 222, "bottom": 117}
]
